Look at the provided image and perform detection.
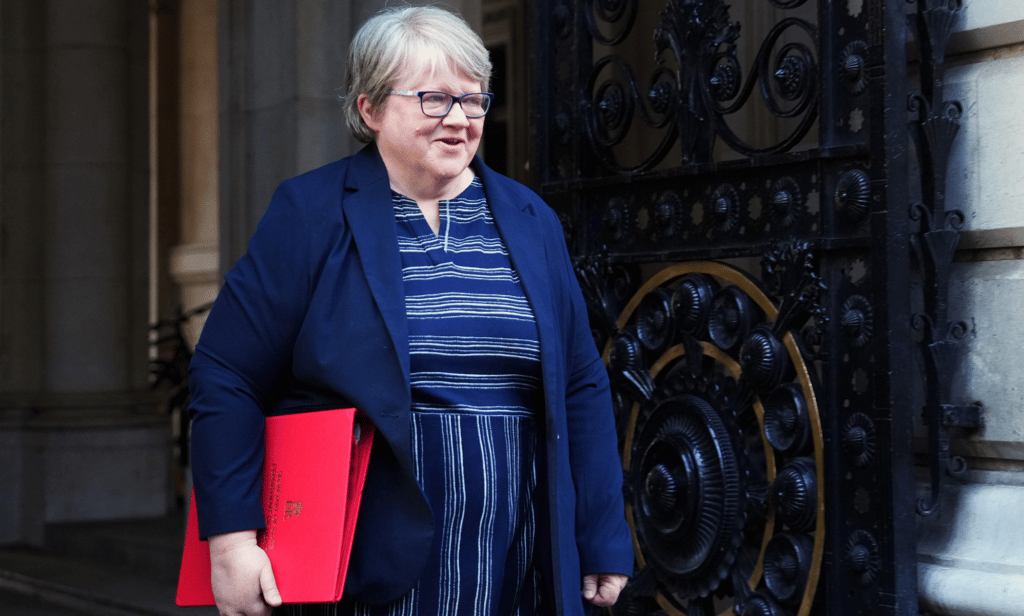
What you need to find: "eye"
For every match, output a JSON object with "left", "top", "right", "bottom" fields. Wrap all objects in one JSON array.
[
  {"left": 421, "top": 92, "right": 450, "bottom": 105},
  {"left": 464, "top": 95, "right": 492, "bottom": 115}
]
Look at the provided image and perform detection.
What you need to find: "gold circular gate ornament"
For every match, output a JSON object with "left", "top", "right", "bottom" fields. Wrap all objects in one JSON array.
[{"left": 603, "top": 261, "right": 824, "bottom": 616}]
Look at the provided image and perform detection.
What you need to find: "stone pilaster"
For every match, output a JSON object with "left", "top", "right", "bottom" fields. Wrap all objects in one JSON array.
[
  {"left": 1, "top": 0, "right": 50, "bottom": 546},
  {"left": 174, "top": 0, "right": 220, "bottom": 344},
  {"left": 0, "top": 0, "right": 168, "bottom": 544}
]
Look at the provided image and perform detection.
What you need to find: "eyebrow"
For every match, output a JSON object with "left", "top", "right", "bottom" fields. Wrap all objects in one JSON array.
[{"left": 416, "top": 87, "right": 482, "bottom": 94}]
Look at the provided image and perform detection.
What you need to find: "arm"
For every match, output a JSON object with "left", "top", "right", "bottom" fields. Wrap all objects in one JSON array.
[
  {"left": 189, "top": 180, "right": 315, "bottom": 613},
  {"left": 190, "top": 179, "right": 313, "bottom": 536},
  {"left": 546, "top": 210, "right": 634, "bottom": 598}
]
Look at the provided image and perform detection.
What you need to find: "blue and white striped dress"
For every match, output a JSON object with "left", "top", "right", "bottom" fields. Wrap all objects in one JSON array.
[{"left": 278, "top": 177, "right": 544, "bottom": 616}]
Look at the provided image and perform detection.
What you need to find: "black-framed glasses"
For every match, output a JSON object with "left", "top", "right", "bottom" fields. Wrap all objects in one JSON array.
[{"left": 389, "top": 90, "right": 493, "bottom": 118}]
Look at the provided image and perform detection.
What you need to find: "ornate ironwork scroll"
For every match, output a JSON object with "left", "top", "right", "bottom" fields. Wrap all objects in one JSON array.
[
  {"left": 907, "top": 0, "right": 981, "bottom": 517},
  {"left": 579, "top": 0, "right": 819, "bottom": 172}
]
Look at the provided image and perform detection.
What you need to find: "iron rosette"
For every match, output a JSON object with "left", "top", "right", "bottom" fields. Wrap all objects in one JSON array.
[{"left": 600, "top": 260, "right": 825, "bottom": 616}]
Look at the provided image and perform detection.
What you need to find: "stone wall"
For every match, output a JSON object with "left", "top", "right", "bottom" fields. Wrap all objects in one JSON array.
[{"left": 916, "top": 1, "right": 1024, "bottom": 614}]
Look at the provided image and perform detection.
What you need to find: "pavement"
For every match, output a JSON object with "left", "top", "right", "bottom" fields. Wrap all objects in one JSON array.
[
  {"left": 0, "top": 588, "right": 97, "bottom": 616},
  {"left": 0, "top": 515, "right": 218, "bottom": 616}
]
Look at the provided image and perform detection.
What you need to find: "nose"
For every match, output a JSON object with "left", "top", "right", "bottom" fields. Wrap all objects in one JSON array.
[{"left": 442, "top": 100, "right": 471, "bottom": 127}]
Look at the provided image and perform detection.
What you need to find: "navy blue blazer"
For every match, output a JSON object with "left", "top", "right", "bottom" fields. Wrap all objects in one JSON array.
[{"left": 189, "top": 145, "right": 633, "bottom": 613}]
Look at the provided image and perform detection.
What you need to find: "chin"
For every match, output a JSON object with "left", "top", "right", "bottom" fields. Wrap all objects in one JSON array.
[{"left": 432, "top": 158, "right": 474, "bottom": 179}]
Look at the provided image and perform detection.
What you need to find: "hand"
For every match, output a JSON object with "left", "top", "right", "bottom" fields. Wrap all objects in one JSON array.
[
  {"left": 582, "top": 572, "right": 628, "bottom": 607},
  {"left": 209, "top": 530, "right": 282, "bottom": 616}
]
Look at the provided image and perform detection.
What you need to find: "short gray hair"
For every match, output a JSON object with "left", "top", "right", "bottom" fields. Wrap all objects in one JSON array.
[{"left": 344, "top": 6, "right": 492, "bottom": 143}]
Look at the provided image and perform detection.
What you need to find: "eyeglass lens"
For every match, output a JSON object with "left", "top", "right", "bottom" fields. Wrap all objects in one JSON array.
[{"left": 421, "top": 92, "right": 490, "bottom": 117}]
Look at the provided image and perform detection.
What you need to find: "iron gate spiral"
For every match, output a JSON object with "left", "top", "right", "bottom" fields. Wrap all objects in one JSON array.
[{"left": 601, "top": 262, "right": 824, "bottom": 616}]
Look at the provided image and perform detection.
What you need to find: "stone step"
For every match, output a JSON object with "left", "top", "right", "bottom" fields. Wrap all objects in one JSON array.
[
  {"left": 44, "top": 516, "right": 187, "bottom": 585},
  {"left": 0, "top": 547, "right": 216, "bottom": 616}
]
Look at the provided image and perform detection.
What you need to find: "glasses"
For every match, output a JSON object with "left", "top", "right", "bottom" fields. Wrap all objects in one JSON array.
[{"left": 389, "top": 91, "right": 493, "bottom": 118}]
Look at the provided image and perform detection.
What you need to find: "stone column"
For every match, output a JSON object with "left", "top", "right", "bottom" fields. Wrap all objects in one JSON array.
[
  {"left": 1, "top": 0, "right": 53, "bottom": 546},
  {"left": 218, "top": 0, "right": 356, "bottom": 267},
  {"left": 40, "top": 0, "right": 164, "bottom": 523},
  {"left": 174, "top": 0, "right": 220, "bottom": 344},
  {"left": 0, "top": 0, "right": 168, "bottom": 544}
]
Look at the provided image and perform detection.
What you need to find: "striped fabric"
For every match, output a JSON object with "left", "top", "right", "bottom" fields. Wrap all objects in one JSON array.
[{"left": 276, "top": 178, "right": 544, "bottom": 616}]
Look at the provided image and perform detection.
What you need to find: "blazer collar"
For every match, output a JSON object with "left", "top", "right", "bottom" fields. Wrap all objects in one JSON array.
[
  {"left": 474, "top": 156, "right": 549, "bottom": 303},
  {"left": 341, "top": 145, "right": 411, "bottom": 384}
]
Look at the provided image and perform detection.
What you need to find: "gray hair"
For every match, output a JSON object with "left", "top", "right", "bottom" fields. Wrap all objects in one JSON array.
[{"left": 344, "top": 6, "right": 492, "bottom": 143}]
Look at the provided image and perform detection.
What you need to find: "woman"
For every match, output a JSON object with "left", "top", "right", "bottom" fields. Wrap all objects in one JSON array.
[{"left": 189, "top": 6, "right": 632, "bottom": 616}]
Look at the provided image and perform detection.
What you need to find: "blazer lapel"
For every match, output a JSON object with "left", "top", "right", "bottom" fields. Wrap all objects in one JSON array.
[
  {"left": 481, "top": 162, "right": 583, "bottom": 601},
  {"left": 341, "top": 146, "right": 411, "bottom": 385},
  {"left": 481, "top": 162, "right": 561, "bottom": 406},
  {"left": 489, "top": 196, "right": 552, "bottom": 327}
]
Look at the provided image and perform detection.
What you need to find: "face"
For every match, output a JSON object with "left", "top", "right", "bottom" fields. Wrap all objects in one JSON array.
[{"left": 359, "top": 65, "right": 485, "bottom": 194}]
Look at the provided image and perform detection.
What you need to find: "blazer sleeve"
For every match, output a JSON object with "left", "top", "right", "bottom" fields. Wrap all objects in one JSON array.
[
  {"left": 188, "top": 179, "right": 315, "bottom": 539},
  {"left": 547, "top": 210, "right": 635, "bottom": 577}
]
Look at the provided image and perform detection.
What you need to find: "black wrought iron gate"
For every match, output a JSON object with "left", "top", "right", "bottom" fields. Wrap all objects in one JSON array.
[{"left": 528, "top": 1, "right": 971, "bottom": 615}]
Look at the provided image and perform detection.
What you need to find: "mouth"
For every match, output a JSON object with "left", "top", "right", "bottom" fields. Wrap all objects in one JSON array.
[{"left": 437, "top": 137, "right": 464, "bottom": 146}]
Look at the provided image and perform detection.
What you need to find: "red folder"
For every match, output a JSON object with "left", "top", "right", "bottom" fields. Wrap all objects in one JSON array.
[{"left": 176, "top": 408, "right": 374, "bottom": 606}]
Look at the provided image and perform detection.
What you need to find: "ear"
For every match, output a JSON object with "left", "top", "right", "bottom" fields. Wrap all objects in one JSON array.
[{"left": 357, "top": 94, "right": 381, "bottom": 133}]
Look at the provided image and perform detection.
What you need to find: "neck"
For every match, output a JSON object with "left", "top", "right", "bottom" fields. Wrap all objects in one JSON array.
[{"left": 379, "top": 159, "right": 475, "bottom": 203}]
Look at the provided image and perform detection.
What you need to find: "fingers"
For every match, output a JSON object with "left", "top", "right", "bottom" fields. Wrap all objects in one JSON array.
[
  {"left": 217, "top": 601, "right": 272, "bottom": 616},
  {"left": 260, "top": 562, "right": 283, "bottom": 607},
  {"left": 581, "top": 573, "right": 599, "bottom": 602},
  {"left": 582, "top": 572, "right": 629, "bottom": 607},
  {"left": 209, "top": 531, "right": 277, "bottom": 615}
]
